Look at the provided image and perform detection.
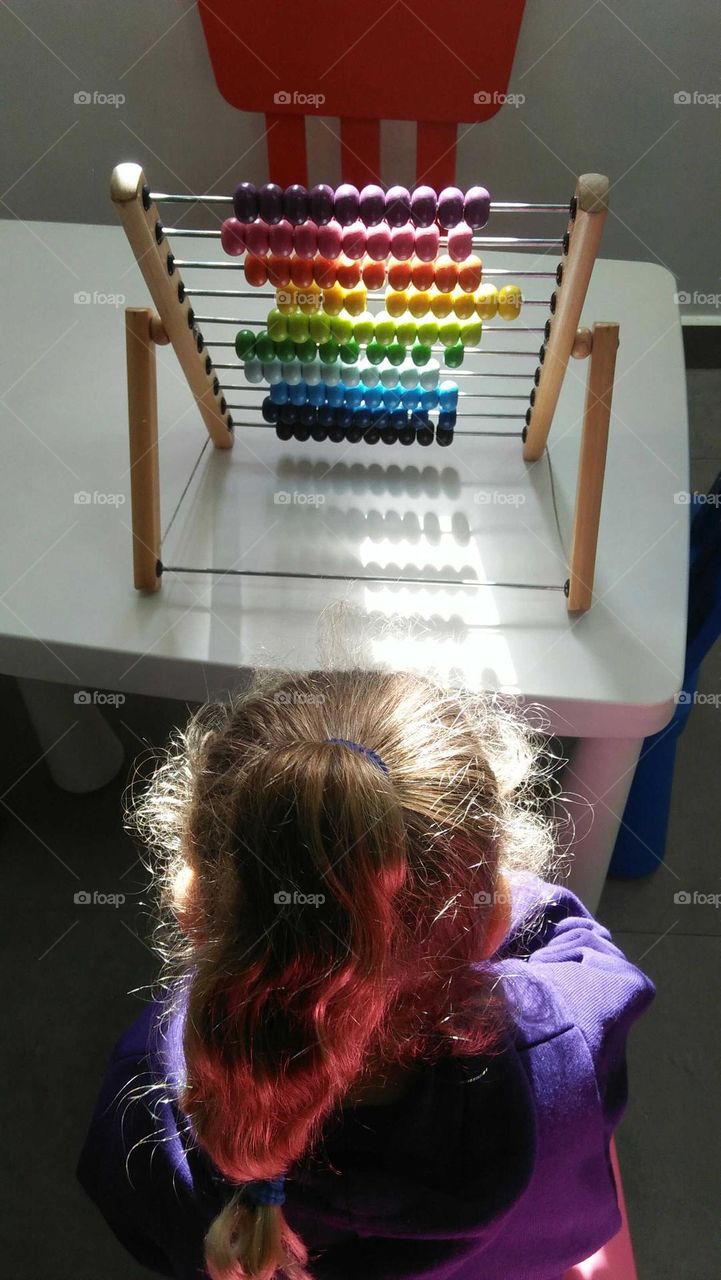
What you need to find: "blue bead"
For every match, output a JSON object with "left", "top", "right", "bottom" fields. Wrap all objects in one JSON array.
[
  {"left": 401, "top": 387, "right": 419, "bottom": 410},
  {"left": 308, "top": 383, "right": 325, "bottom": 406},
  {"left": 326, "top": 384, "right": 344, "bottom": 408},
  {"left": 319, "top": 405, "right": 336, "bottom": 427},
  {"left": 300, "top": 404, "right": 317, "bottom": 427},
  {"left": 336, "top": 407, "right": 353, "bottom": 429},
  {"left": 420, "top": 389, "right": 438, "bottom": 410},
  {"left": 345, "top": 386, "right": 363, "bottom": 409},
  {"left": 383, "top": 388, "right": 402, "bottom": 410},
  {"left": 280, "top": 402, "right": 298, "bottom": 425},
  {"left": 355, "top": 409, "right": 371, "bottom": 429},
  {"left": 438, "top": 410, "right": 457, "bottom": 429},
  {"left": 365, "top": 387, "right": 383, "bottom": 410},
  {"left": 270, "top": 381, "right": 289, "bottom": 405},
  {"left": 261, "top": 397, "right": 279, "bottom": 423},
  {"left": 438, "top": 380, "right": 459, "bottom": 410},
  {"left": 289, "top": 382, "right": 308, "bottom": 406}
]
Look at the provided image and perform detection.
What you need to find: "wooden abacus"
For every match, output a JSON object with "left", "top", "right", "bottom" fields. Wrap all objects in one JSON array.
[{"left": 111, "top": 163, "right": 617, "bottom": 612}]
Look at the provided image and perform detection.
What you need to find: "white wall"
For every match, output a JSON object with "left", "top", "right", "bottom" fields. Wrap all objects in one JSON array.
[{"left": 2, "top": 0, "right": 720, "bottom": 317}]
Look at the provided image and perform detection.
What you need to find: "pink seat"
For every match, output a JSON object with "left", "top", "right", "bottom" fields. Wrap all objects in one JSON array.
[{"left": 564, "top": 1141, "right": 637, "bottom": 1279}]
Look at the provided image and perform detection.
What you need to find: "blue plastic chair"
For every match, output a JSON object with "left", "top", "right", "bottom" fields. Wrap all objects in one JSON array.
[{"left": 609, "top": 473, "right": 721, "bottom": 877}]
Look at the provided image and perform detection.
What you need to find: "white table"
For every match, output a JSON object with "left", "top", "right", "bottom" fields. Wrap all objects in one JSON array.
[{"left": 0, "top": 220, "right": 689, "bottom": 908}]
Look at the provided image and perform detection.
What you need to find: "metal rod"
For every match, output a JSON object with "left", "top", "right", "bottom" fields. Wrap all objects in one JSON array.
[
  {"left": 174, "top": 260, "right": 559, "bottom": 278},
  {"left": 163, "top": 227, "right": 562, "bottom": 248},
  {"left": 161, "top": 563, "right": 562, "bottom": 591},
  {"left": 210, "top": 362, "right": 535, "bottom": 379},
  {"left": 151, "top": 191, "right": 570, "bottom": 214}
]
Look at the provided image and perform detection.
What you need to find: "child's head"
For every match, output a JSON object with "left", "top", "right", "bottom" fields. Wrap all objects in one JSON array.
[{"left": 130, "top": 670, "right": 555, "bottom": 1280}]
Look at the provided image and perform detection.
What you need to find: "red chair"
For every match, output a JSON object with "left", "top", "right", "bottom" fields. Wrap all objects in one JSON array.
[{"left": 565, "top": 1141, "right": 638, "bottom": 1279}]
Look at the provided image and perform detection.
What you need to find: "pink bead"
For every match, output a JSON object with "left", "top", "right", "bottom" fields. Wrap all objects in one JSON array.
[
  {"left": 317, "top": 219, "right": 343, "bottom": 259},
  {"left": 414, "top": 224, "right": 439, "bottom": 263},
  {"left": 447, "top": 222, "right": 473, "bottom": 262},
  {"left": 366, "top": 224, "right": 391, "bottom": 261},
  {"left": 220, "top": 218, "right": 246, "bottom": 256},
  {"left": 342, "top": 220, "right": 367, "bottom": 260},
  {"left": 268, "top": 218, "right": 293, "bottom": 256},
  {"left": 244, "top": 220, "right": 269, "bottom": 256},
  {"left": 390, "top": 223, "right": 415, "bottom": 261},
  {"left": 294, "top": 220, "right": 318, "bottom": 258}
]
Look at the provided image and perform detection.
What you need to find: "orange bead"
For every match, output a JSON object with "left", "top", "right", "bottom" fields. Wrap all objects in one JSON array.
[
  {"left": 323, "top": 283, "right": 346, "bottom": 316},
  {"left": 387, "top": 259, "right": 412, "bottom": 290},
  {"left": 336, "top": 255, "right": 361, "bottom": 289},
  {"left": 362, "top": 256, "right": 387, "bottom": 290},
  {"left": 266, "top": 253, "right": 291, "bottom": 288},
  {"left": 244, "top": 254, "right": 268, "bottom": 288},
  {"left": 290, "top": 254, "right": 314, "bottom": 288},
  {"left": 410, "top": 257, "right": 435, "bottom": 292},
  {"left": 313, "top": 257, "right": 337, "bottom": 288},
  {"left": 457, "top": 254, "right": 483, "bottom": 293},
  {"left": 435, "top": 254, "right": 458, "bottom": 293}
]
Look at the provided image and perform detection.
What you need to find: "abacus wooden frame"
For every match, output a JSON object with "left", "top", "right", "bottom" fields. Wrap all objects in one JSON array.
[{"left": 112, "top": 163, "right": 618, "bottom": 611}]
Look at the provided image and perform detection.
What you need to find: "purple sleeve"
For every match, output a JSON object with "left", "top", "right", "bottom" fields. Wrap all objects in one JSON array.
[{"left": 497, "top": 879, "right": 655, "bottom": 1137}]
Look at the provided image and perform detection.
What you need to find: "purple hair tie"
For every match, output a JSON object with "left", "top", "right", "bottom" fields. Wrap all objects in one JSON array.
[
  {"left": 325, "top": 738, "right": 389, "bottom": 775},
  {"left": 243, "top": 1176, "right": 286, "bottom": 1207}
]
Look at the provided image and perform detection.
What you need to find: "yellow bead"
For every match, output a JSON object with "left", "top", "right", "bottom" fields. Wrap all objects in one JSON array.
[
  {"left": 276, "top": 286, "right": 298, "bottom": 315},
  {"left": 408, "top": 289, "right": 431, "bottom": 318},
  {"left": 323, "top": 284, "right": 346, "bottom": 316},
  {"left": 475, "top": 284, "right": 498, "bottom": 320},
  {"left": 385, "top": 289, "right": 408, "bottom": 318},
  {"left": 298, "top": 283, "right": 321, "bottom": 315},
  {"left": 452, "top": 289, "right": 476, "bottom": 319},
  {"left": 429, "top": 288, "right": 453, "bottom": 319},
  {"left": 498, "top": 283, "right": 523, "bottom": 321},
  {"left": 344, "top": 285, "right": 368, "bottom": 316}
]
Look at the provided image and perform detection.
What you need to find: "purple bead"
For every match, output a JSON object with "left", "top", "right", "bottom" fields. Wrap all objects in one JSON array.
[
  {"left": 358, "top": 183, "right": 386, "bottom": 226},
  {"left": 309, "top": 183, "right": 335, "bottom": 226},
  {"left": 283, "top": 183, "right": 309, "bottom": 226},
  {"left": 410, "top": 185, "right": 437, "bottom": 227},
  {"left": 385, "top": 185, "right": 411, "bottom": 227},
  {"left": 258, "top": 182, "right": 283, "bottom": 225},
  {"left": 334, "top": 183, "right": 360, "bottom": 227},
  {"left": 437, "top": 186, "right": 464, "bottom": 229},
  {"left": 232, "top": 181, "right": 258, "bottom": 222},
  {"left": 464, "top": 185, "right": 491, "bottom": 230}
]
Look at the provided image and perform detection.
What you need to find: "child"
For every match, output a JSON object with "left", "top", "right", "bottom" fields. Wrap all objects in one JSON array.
[{"left": 78, "top": 671, "right": 654, "bottom": 1280}]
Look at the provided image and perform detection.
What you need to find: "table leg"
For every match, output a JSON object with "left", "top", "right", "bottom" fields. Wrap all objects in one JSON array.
[
  {"left": 17, "top": 678, "right": 126, "bottom": 793},
  {"left": 560, "top": 735, "right": 644, "bottom": 912}
]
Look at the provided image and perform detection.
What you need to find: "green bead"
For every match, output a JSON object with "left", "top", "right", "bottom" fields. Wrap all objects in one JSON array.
[
  {"left": 417, "top": 318, "right": 439, "bottom": 346},
  {"left": 439, "top": 319, "right": 461, "bottom": 348},
  {"left": 266, "top": 309, "right": 287, "bottom": 342},
  {"left": 235, "top": 328, "right": 256, "bottom": 359},
  {"left": 295, "top": 338, "right": 317, "bottom": 362},
  {"left": 330, "top": 314, "right": 353, "bottom": 344},
  {"left": 396, "top": 319, "right": 417, "bottom": 347},
  {"left": 460, "top": 318, "right": 483, "bottom": 347},
  {"left": 411, "top": 342, "right": 431, "bottom": 367},
  {"left": 353, "top": 312, "right": 375, "bottom": 345},
  {"left": 387, "top": 341, "right": 406, "bottom": 366},
  {"left": 309, "top": 312, "right": 331, "bottom": 343},
  {"left": 255, "top": 332, "right": 276, "bottom": 361},
  {"left": 445, "top": 341, "right": 465, "bottom": 369},
  {"left": 374, "top": 312, "right": 396, "bottom": 346},
  {"left": 319, "top": 339, "right": 340, "bottom": 364},
  {"left": 287, "top": 312, "right": 309, "bottom": 342},
  {"left": 275, "top": 336, "right": 296, "bottom": 362},
  {"left": 366, "top": 340, "right": 387, "bottom": 365},
  {"left": 340, "top": 338, "right": 361, "bottom": 364}
]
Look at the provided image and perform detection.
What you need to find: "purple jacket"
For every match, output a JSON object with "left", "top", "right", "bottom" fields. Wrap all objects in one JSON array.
[{"left": 77, "top": 879, "right": 654, "bottom": 1280}]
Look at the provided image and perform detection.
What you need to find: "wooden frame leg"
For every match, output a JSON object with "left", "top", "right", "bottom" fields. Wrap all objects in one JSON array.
[
  {"left": 566, "top": 322, "right": 620, "bottom": 613},
  {"left": 125, "top": 307, "right": 161, "bottom": 592}
]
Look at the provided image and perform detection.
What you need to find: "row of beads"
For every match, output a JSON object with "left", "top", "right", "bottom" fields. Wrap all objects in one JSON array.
[
  {"left": 248, "top": 359, "right": 452, "bottom": 392},
  {"left": 268, "top": 282, "right": 520, "bottom": 321},
  {"left": 266, "top": 380, "right": 459, "bottom": 411},
  {"left": 246, "top": 252, "right": 486, "bottom": 292},
  {"left": 236, "top": 330, "right": 469, "bottom": 368},
  {"left": 233, "top": 182, "right": 490, "bottom": 230},
  {"left": 260, "top": 308, "right": 483, "bottom": 348},
  {"left": 266, "top": 403, "right": 455, "bottom": 447},
  {"left": 222, "top": 217, "right": 477, "bottom": 263}
]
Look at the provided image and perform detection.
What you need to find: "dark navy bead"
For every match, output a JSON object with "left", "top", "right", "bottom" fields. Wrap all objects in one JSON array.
[
  {"left": 300, "top": 405, "right": 317, "bottom": 427},
  {"left": 336, "top": 408, "right": 353, "bottom": 430},
  {"left": 279, "top": 402, "right": 298, "bottom": 425},
  {"left": 261, "top": 397, "right": 279, "bottom": 423},
  {"left": 318, "top": 406, "right": 336, "bottom": 428},
  {"left": 355, "top": 409, "right": 371, "bottom": 430},
  {"left": 391, "top": 409, "right": 407, "bottom": 430},
  {"left": 438, "top": 410, "right": 457, "bottom": 430}
]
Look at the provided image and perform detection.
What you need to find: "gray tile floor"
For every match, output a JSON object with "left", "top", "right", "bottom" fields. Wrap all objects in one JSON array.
[{"left": 2, "top": 370, "right": 719, "bottom": 1279}]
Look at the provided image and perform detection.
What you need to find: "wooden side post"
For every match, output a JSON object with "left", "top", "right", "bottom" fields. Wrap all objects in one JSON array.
[
  {"left": 566, "top": 322, "right": 619, "bottom": 613},
  {"left": 126, "top": 308, "right": 161, "bottom": 591},
  {"left": 111, "top": 163, "right": 233, "bottom": 450},
  {"left": 524, "top": 174, "right": 609, "bottom": 462}
]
